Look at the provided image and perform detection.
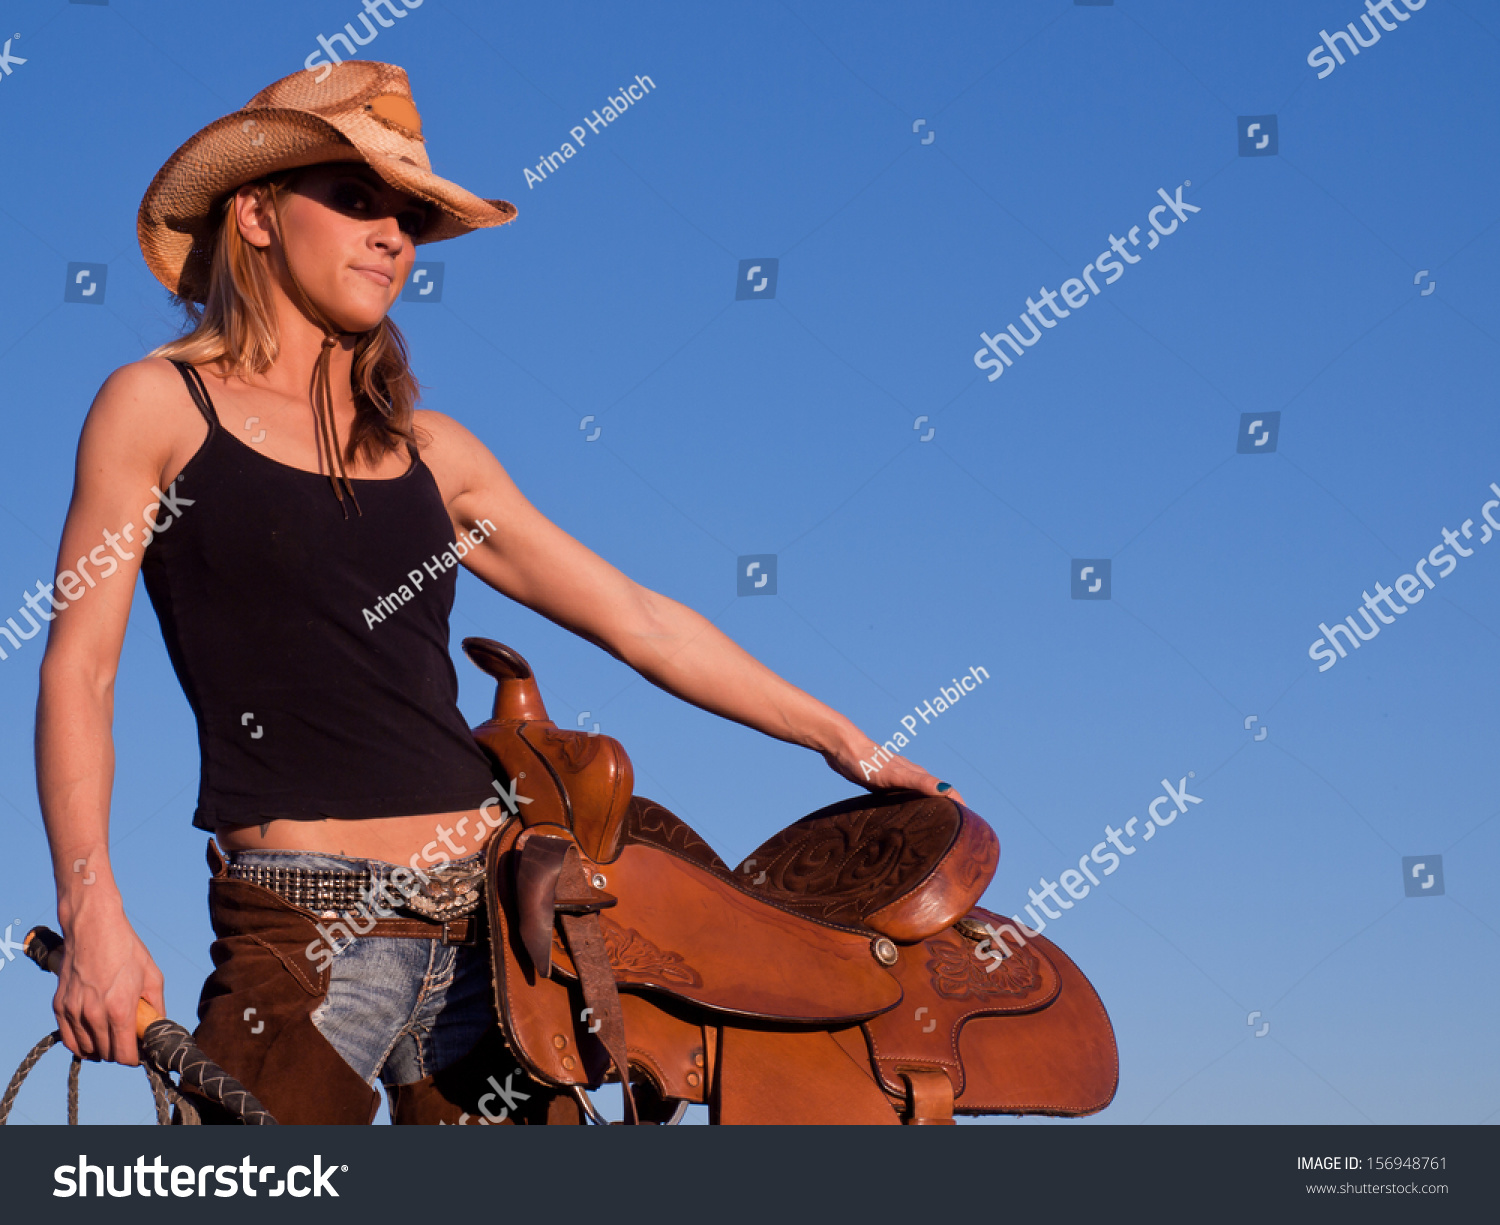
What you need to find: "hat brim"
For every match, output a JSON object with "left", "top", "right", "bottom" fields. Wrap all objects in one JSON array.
[{"left": 138, "top": 107, "right": 516, "bottom": 304}]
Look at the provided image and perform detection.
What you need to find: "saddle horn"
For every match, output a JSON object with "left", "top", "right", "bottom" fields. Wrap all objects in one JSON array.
[
  {"left": 463, "top": 637, "right": 636, "bottom": 864},
  {"left": 461, "top": 638, "right": 551, "bottom": 723}
]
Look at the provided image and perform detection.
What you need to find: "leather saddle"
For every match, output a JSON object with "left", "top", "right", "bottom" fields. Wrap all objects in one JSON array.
[{"left": 463, "top": 638, "right": 1118, "bottom": 1124}]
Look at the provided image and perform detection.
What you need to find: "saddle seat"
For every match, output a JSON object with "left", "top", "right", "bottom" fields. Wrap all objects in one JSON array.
[{"left": 727, "top": 792, "right": 999, "bottom": 943}]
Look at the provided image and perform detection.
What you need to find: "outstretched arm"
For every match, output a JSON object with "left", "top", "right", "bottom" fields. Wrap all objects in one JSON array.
[{"left": 420, "top": 411, "right": 963, "bottom": 803}]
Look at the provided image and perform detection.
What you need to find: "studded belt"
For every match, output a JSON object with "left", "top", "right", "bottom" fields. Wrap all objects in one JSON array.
[{"left": 226, "top": 852, "right": 488, "bottom": 923}]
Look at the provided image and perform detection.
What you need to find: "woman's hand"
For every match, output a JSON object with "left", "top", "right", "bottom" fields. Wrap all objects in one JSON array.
[
  {"left": 820, "top": 734, "right": 967, "bottom": 808},
  {"left": 53, "top": 897, "right": 165, "bottom": 1067}
]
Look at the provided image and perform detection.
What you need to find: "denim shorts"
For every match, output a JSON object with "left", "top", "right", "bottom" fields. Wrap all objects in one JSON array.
[{"left": 226, "top": 848, "right": 497, "bottom": 1090}]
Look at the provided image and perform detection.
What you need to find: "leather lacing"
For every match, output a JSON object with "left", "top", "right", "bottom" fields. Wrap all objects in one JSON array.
[{"left": 267, "top": 182, "right": 365, "bottom": 518}]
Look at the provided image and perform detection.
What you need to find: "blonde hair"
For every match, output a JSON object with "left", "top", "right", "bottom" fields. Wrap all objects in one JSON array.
[{"left": 149, "top": 167, "right": 422, "bottom": 468}]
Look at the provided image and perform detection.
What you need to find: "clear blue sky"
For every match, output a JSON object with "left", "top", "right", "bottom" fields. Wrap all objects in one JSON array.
[{"left": 1, "top": 0, "right": 1496, "bottom": 1126}]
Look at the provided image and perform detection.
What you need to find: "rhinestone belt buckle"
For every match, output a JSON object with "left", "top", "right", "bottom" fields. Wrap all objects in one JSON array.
[{"left": 400, "top": 858, "right": 487, "bottom": 922}]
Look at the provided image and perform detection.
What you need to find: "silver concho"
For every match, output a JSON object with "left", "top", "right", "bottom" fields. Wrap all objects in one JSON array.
[
  {"left": 953, "top": 917, "right": 991, "bottom": 942},
  {"left": 399, "top": 859, "right": 487, "bottom": 922}
]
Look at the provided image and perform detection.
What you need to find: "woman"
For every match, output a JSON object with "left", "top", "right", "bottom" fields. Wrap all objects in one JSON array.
[{"left": 35, "top": 61, "right": 962, "bottom": 1124}]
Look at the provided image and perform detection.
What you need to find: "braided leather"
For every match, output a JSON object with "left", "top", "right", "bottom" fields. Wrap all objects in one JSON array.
[
  {"left": 147, "top": 1061, "right": 170, "bottom": 1125},
  {"left": 1, "top": 1029, "right": 211, "bottom": 1126},
  {"left": 141, "top": 1019, "right": 277, "bottom": 1126},
  {"left": 7, "top": 928, "right": 263, "bottom": 1125},
  {"left": 145, "top": 1061, "right": 200, "bottom": 1125},
  {"left": 0, "top": 1031, "right": 61, "bottom": 1125}
]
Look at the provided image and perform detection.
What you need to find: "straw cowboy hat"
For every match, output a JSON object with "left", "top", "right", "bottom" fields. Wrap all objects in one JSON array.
[{"left": 138, "top": 59, "right": 516, "bottom": 304}]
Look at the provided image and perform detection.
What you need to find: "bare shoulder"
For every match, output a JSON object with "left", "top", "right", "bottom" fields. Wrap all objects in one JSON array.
[
  {"left": 83, "top": 356, "right": 205, "bottom": 472},
  {"left": 93, "top": 355, "right": 190, "bottom": 417},
  {"left": 412, "top": 407, "right": 501, "bottom": 480},
  {"left": 412, "top": 407, "right": 484, "bottom": 450}
]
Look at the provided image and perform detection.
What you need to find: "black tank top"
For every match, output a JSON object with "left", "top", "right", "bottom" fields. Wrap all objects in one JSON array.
[{"left": 140, "top": 361, "right": 497, "bottom": 830}]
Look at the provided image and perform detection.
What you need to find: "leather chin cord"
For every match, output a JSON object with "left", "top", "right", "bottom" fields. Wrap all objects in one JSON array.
[{"left": 268, "top": 183, "right": 363, "bottom": 519}]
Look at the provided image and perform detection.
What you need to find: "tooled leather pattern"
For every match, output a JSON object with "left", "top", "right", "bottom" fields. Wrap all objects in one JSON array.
[
  {"left": 526, "top": 724, "right": 609, "bottom": 773},
  {"left": 551, "top": 914, "right": 704, "bottom": 988},
  {"left": 862, "top": 914, "right": 1062, "bottom": 1100},
  {"left": 625, "top": 798, "right": 731, "bottom": 875},
  {"left": 925, "top": 937, "right": 1043, "bottom": 1001},
  {"left": 740, "top": 797, "right": 960, "bottom": 925},
  {"left": 953, "top": 823, "right": 1000, "bottom": 892},
  {"left": 600, "top": 915, "right": 704, "bottom": 988}
]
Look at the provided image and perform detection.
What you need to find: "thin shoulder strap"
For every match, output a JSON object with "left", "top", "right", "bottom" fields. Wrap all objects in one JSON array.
[{"left": 171, "top": 360, "right": 220, "bottom": 428}]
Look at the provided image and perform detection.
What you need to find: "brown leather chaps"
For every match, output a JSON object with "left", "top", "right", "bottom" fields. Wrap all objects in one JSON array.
[{"left": 180, "top": 842, "right": 579, "bottom": 1125}]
